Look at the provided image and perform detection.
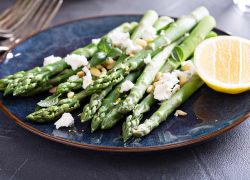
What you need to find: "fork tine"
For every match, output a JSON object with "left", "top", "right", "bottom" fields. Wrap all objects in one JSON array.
[
  {"left": 10, "top": 1, "right": 43, "bottom": 32},
  {"left": 38, "top": 0, "right": 63, "bottom": 29},
  {"left": 0, "top": 0, "right": 63, "bottom": 51},
  {"left": 0, "top": 0, "right": 33, "bottom": 29},
  {"left": 10, "top": 1, "right": 49, "bottom": 39},
  {"left": 0, "top": 0, "right": 23, "bottom": 21},
  {"left": 18, "top": 0, "right": 62, "bottom": 36}
]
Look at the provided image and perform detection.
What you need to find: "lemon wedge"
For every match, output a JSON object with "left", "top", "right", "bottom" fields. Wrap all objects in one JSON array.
[{"left": 194, "top": 36, "right": 250, "bottom": 94}]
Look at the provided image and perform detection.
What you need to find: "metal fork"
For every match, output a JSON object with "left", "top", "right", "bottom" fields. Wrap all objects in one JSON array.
[{"left": 0, "top": 0, "right": 63, "bottom": 53}]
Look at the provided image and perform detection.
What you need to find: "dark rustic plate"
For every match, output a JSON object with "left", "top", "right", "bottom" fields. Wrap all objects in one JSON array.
[{"left": 0, "top": 15, "right": 249, "bottom": 152}]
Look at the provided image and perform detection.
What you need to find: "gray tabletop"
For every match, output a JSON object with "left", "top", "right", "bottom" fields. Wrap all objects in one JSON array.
[{"left": 0, "top": 0, "right": 250, "bottom": 180}]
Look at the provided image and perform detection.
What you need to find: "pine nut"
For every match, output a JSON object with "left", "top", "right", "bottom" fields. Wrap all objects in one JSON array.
[
  {"left": 101, "top": 67, "right": 107, "bottom": 75},
  {"left": 67, "top": 91, "right": 75, "bottom": 98},
  {"left": 179, "top": 73, "right": 188, "bottom": 86},
  {"left": 154, "top": 72, "right": 162, "bottom": 82},
  {"left": 49, "top": 87, "right": 57, "bottom": 94},
  {"left": 90, "top": 67, "right": 101, "bottom": 77},
  {"left": 174, "top": 110, "right": 187, "bottom": 117},
  {"left": 147, "top": 85, "right": 154, "bottom": 93},
  {"left": 96, "top": 65, "right": 103, "bottom": 70},
  {"left": 135, "top": 39, "right": 147, "bottom": 48},
  {"left": 77, "top": 71, "right": 85, "bottom": 78}
]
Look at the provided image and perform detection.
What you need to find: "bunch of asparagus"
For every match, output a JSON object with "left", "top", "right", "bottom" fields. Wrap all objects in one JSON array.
[{"left": 0, "top": 7, "right": 217, "bottom": 141}]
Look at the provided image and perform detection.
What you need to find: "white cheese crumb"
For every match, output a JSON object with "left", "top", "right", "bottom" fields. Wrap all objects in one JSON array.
[
  {"left": 144, "top": 54, "right": 151, "bottom": 64},
  {"left": 68, "top": 75, "right": 79, "bottom": 81},
  {"left": 108, "top": 30, "right": 130, "bottom": 48},
  {"left": 125, "top": 40, "right": 143, "bottom": 55},
  {"left": 153, "top": 61, "right": 196, "bottom": 101},
  {"left": 174, "top": 110, "right": 188, "bottom": 117},
  {"left": 65, "top": 54, "right": 88, "bottom": 70},
  {"left": 120, "top": 80, "right": 134, "bottom": 93},
  {"left": 108, "top": 29, "right": 142, "bottom": 55},
  {"left": 153, "top": 72, "right": 180, "bottom": 101},
  {"left": 92, "top": 38, "right": 101, "bottom": 45},
  {"left": 43, "top": 55, "right": 62, "bottom": 66},
  {"left": 54, "top": 113, "right": 74, "bottom": 129},
  {"left": 141, "top": 25, "right": 157, "bottom": 42},
  {"left": 82, "top": 66, "right": 92, "bottom": 89}
]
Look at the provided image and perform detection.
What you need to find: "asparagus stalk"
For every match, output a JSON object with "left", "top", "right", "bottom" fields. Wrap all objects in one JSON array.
[
  {"left": 119, "top": 38, "right": 183, "bottom": 113},
  {"left": 100, "top": 39, "right": 183, "bottom": 130},
  {"left": 91, "top": 71, "right": 141, "bottom": 132},
  {"left": 21, "top": 68, "right": 80, "bottom": 97},
  {"left": 153, "top": 16, "right": 174, "bottom": 32},
  {"left": 27, "top": 91, "right": 87, "bottom": 123},
  {"left": 122, "top": 22, "right": 217, "bottom": 141},
  {"left": 122, "top": 59, "right": 178, "bottom": 141},
  {"left": 150, "top": 6, "right": 209, "bottom": 49},
  {"left": 80, "top": 86, "right": 113, "bottom": 122},
  {"left": 131, "top": 10, "right": 158, "bottom": 40},
  {"left": 172, "top": 16, "right": 216, "bottom": 61},
  {"left": 132, "top": 75, "right": 203, "bottom": 137},
  {"left": 86, "top": 7, "right": 209, "bottom": 94},
  {"left": 1, "top": 22, "right": 137, "bottom": 96}
]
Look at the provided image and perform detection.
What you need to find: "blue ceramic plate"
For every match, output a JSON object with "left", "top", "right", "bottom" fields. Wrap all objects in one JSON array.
[{"left": 0, "top": 15, "right": 249, "bottom": 152}]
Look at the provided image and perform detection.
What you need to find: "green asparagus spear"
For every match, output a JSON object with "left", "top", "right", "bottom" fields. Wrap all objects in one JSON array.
[
  {"left": 1, "top": 22, "right": 137, "bottom": 96},
  {"left": 172, "top": 16, "right": 216, "bottom": 61},
  {"left": 27, "top": 91, "right": 87, "bottom": 123},
  {"left": 131, "top": 10, "right": 158, "bottom": 40},
  {"left": 119, "top": 38, "right": 183, "bottom": 113},
  {"left": 132, "top": 75, "right": 203, "bottom": 137},
  {"left": 91, "top": 71, "right": 141, "bottom": 132},
  {"left": 153, "top": 16, "right": 174, "bottom": 32},
  {"left": 150, "top": 6, "right": 209, "bottom": 49},
  {"left": 101, "top": 40, "right": 183, "bottom": 130},
  {"left": 80, "top": 86, "right": 113, "bottom": 122},
  {"left": 86, "top": 7, "right": 209, "bottom": 94},
  {"left": 122, "top": 24, "right": 217, "bottom": 141},
  {"left": 21, "top": 68, "right": 80, "bottom": 97},
  {"left": 122, "top": 59, "right": 178, "bottom": 141}
]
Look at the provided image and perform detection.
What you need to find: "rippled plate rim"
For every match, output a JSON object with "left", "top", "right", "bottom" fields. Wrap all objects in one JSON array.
[{"left": 0, "top": 14, "right": 249, "bottom": 152}]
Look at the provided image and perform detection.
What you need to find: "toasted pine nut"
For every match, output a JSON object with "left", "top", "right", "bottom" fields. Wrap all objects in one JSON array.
[
  {"left": 135, "top": 39, "right": 147, "bottom": 48},
  {"left": 105, "top": 58, "right": 115, "bottom": 65},
  {"left": 154, "top": 72, "right": 162, "bottom": 82},
  {"left": 49, "top": 87, "right": 57, "bottom": 94},
  {"left": 67, "top": 91, "right": 75, "bottom": 98},
  {"left": 90, "top": 67, "right": 101, "bottom": 77},
  {"left": 179, "top": 73, "right": 188, "bottom": 86},
  {"left": 101, "top": 67, "right": 107, "bottom": 75},
  {"left": 96, "top": 65, "right": 103, "bottom": 70},
  {"left": 77, "top": 71, "right": 85, "bottom": 78},
  {"left": 174, "top": 110, "right": 187, "bottom": 117},
  {"left": 147, "top": 85, "right": 154, "bottom": 93},
  {"left": 106, "top": 64, "right": 114, "bottom": 70}
]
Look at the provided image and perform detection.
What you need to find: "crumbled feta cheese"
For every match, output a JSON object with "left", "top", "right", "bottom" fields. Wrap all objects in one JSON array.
[
  {"left": 120, "top": 80, "right": 134, "bottom": 93},
  {"left": 43, "top": 55, "right": 62, "bottom": 66},
  {"left": 153, "top": 72, "right": 180, "bottom": 101},
  {"left": 65, "top": 54, "right": 88, "bottom": 70},
  {"left": 141, "top": 25, "right": 157, "bottom": 42},
  {"left": 92, "top": 38, "right": 101, "bottom": 45},
  {"left": 68, "top": 75, "right": 79, "bottom": 81},
  {"left": 108, "top": 29, "right": 142, "bottom": 55},
  {"left": 144, "top": 54, "right": 151, "bottom": 64},
  {"left": 125, "top": 40, "right": 143, "bottom": 55},
  {"left": 108, "top": 30, "right": 130, "bottom": 48},
  {"left": 54, "top": 113, "right": 74, "bottom": 129},
  {"left": 82, "top": 66, "right": 92, "bottom": 89},
  {"left": 153, "top": 61, "right": 197, "bottom": 101}
]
